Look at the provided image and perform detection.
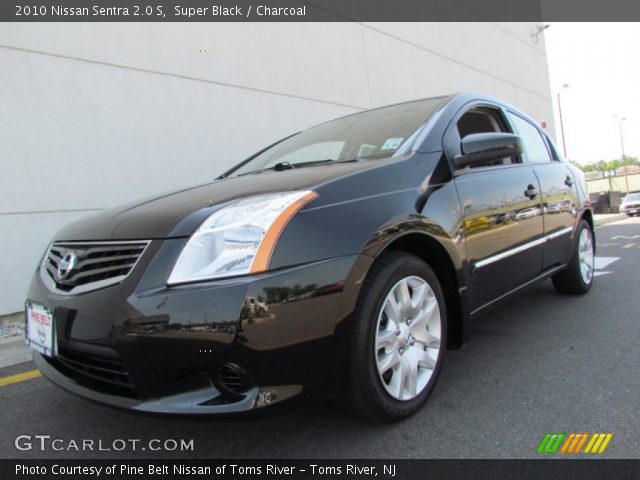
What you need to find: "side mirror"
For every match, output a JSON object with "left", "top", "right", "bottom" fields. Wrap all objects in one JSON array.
[{"left": 454, "top": 132, "right": 523, "bottom": 169}]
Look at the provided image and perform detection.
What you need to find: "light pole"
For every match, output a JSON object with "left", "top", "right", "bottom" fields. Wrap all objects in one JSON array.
[
  {"left": 613, "top": 115, "right": 630, "bottom": 193},
  {"left": 556, "top": 84, "right": 570, "bottom": 159}
]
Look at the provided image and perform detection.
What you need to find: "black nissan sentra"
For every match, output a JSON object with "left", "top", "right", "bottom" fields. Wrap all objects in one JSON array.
[{"left": 26, "top": 93, "right": 594, "bottom": 420}]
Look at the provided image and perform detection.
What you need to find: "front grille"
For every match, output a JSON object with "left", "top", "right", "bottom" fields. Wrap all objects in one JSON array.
[
  {"left": 47, "top": 346, "right": 137, "bottom": 398},
  {"left": 41, "top": 241, "right": 149, "bottom": 294}
]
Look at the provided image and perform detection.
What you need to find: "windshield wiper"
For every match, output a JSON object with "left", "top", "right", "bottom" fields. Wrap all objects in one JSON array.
[
  {"left": 235, "top": 158, "right": 361, "bottom": 177},
  {"left": 274, "top": 159, "right": 337, "bottom": 170},
  {"left": 272, "top": 158, "right": 362, "bottom": 170}
]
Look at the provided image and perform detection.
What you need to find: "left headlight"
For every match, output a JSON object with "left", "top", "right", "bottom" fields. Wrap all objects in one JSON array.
[{"left": 167, "top": 190, "right": 318, "bottom": 284}]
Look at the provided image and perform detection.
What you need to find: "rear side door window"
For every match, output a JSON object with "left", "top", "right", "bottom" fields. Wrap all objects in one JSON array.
[{"left": 507, "top": 113, "right": 552, "bottom": 164}]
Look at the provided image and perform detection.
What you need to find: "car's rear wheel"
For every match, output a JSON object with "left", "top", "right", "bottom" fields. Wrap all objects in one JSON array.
[
  {"left": 551, "top": 220, "right": 595, "bottom": 294},
  {"left": 342, "top": 252, "right": 446, "bottom": 421}
]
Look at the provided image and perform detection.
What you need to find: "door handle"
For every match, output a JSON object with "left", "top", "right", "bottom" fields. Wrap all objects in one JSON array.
[
  {"left": 524, "top": 184, "right": 539, "bottom": 199},
  {"left": 564, "top": 175, "right": 574, "bottom": 187}
]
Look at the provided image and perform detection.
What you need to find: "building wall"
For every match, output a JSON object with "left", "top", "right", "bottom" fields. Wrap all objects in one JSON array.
[
  {"left": 0, "top": 23, "right": 553, "bottom": 314},
  {"left": 588, "top": 174, "right": 640, "bottom": 194}
]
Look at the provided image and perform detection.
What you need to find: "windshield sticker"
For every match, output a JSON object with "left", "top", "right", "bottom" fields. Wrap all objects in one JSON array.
[
  {"left": 381, "top": 137, "right": 403, "bottom": 150},
  {"left": 358, "top": 144, "right": 377, "bottom": 157}
]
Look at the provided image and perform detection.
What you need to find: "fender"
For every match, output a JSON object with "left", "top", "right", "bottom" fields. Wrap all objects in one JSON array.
[{"left": 357, "top": 215, "right": 472, "bottom": 347}]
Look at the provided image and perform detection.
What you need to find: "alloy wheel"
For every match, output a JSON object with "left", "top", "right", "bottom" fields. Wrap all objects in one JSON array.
[{"left": 375, "top": 276, "right": 441, "bottom": 401}]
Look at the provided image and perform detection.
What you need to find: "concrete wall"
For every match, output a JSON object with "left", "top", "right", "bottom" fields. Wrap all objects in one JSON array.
[
  {"left": 0, "top": 23, "right": 554, "bottom": 314},
  {"left": 587, "top": 174, "right": 640, "bottom": 194}
]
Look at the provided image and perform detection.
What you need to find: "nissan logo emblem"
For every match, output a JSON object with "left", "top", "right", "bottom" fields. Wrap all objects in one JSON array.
[{"left": 57, "top": 252, "right": 78, "bottom": 281}]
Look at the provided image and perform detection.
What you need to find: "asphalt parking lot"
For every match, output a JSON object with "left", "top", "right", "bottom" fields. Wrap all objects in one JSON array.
[{"left": 1, "top": 217, "right": 638, "bottom": 459}]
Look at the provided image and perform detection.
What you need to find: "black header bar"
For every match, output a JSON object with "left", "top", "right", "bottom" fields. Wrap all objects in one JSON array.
[{"left": 3, "top": 0, "right": 640, "bottom": 22}]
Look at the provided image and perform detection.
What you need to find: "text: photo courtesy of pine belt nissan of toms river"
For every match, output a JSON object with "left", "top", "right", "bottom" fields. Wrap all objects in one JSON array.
[{"left": 26, "top": 93, "right": 595, "bottom": 421}]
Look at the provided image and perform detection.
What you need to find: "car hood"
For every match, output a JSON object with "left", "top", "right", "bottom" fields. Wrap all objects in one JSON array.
[{"left": 54, "top": 161, "right": 376, "bottom": 241}]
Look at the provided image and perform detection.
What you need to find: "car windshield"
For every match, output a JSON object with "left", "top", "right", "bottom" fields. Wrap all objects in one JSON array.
[
  {"left": 226, "top": 98, "right": 443, "bottom": 177},
  {"left": 624, "top": 193, "right": 640, "bottom": 202}
]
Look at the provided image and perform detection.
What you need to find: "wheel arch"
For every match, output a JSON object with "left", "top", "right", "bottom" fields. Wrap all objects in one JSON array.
[
  {"left": 581, "top": 208, "right": 594, "bottom": 230},
  {"left": 579, "top": 208, "right": 595, "bottom": 252}
]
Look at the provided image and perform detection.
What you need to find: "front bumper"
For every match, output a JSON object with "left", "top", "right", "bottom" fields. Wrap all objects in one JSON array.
[
  {"left": 34, "top": 352, "right": 300, "bottom": 414},
  {"left": 27, "top": 238, "right": 369, "bottom": 414},
  {"left": 621, "top": 205, "right": 640, "bottom": 214}
]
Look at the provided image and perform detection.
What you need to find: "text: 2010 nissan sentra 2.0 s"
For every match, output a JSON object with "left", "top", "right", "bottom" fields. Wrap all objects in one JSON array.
[{"left": 26, "top": 93, "right": 594, "bottom": 421}]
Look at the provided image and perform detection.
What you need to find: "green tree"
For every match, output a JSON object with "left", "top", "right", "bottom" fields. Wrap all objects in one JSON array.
[
  {"left": 581, "top": 157, "right": 638, "bottom": 172},
  {"left": 568, "top": 159, "right": 584, "bottom": 171}
]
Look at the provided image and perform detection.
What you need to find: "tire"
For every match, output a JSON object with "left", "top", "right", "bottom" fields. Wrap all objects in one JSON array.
[
  {"left": 551, "top": 220, "right": 595, "bottom": 295},
  {"left": 341, "top": 252, "right": 447, "bottom": 421}
]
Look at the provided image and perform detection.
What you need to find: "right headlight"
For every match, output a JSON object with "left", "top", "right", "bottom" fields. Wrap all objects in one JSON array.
[{"left": 167, "top": 190, "right": 317, "bottom": 284}]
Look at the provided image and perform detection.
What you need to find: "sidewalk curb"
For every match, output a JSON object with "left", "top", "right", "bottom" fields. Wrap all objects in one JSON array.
[{"left": 595, "top": 214, "right": 627, "bottom": 227}]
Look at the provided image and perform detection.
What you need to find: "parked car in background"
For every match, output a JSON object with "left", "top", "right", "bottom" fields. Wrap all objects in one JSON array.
[
  {"left": 25, "top": 93, "right": 595, "bottom": 421},
  {"left": 620, "top": 193, "right": 640, "bottom": 216}
]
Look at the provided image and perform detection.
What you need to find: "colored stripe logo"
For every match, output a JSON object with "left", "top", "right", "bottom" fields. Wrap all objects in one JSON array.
[
  {"left": 583, "top": 433, "right": 614, "bottom": 454},
  {"left": 537, "top": 433, "right": 613, "bottom": 454},
  {"left": 537, "top": 433, "right": 565, "bottom": 453}
]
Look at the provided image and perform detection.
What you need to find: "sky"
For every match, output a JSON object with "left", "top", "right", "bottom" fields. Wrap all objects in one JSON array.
[{"left": 544, "top": 23, "right": 639, "bottom": 166}]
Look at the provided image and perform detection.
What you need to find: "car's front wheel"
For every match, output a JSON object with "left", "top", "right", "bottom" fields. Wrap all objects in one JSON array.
[{"left": 342, "top": 252, "right": 446, "bottom": 421}]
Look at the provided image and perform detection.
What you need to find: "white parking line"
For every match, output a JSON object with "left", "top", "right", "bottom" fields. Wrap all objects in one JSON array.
[
  {"left": 611, "top": 234, "right": 640, "bottom": 240},
  {"left": 593, "top": 256, "right": 620, "bottom": 277},
  {"left": 594, "top": 257, "right": 620, "bottom": 270}
]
